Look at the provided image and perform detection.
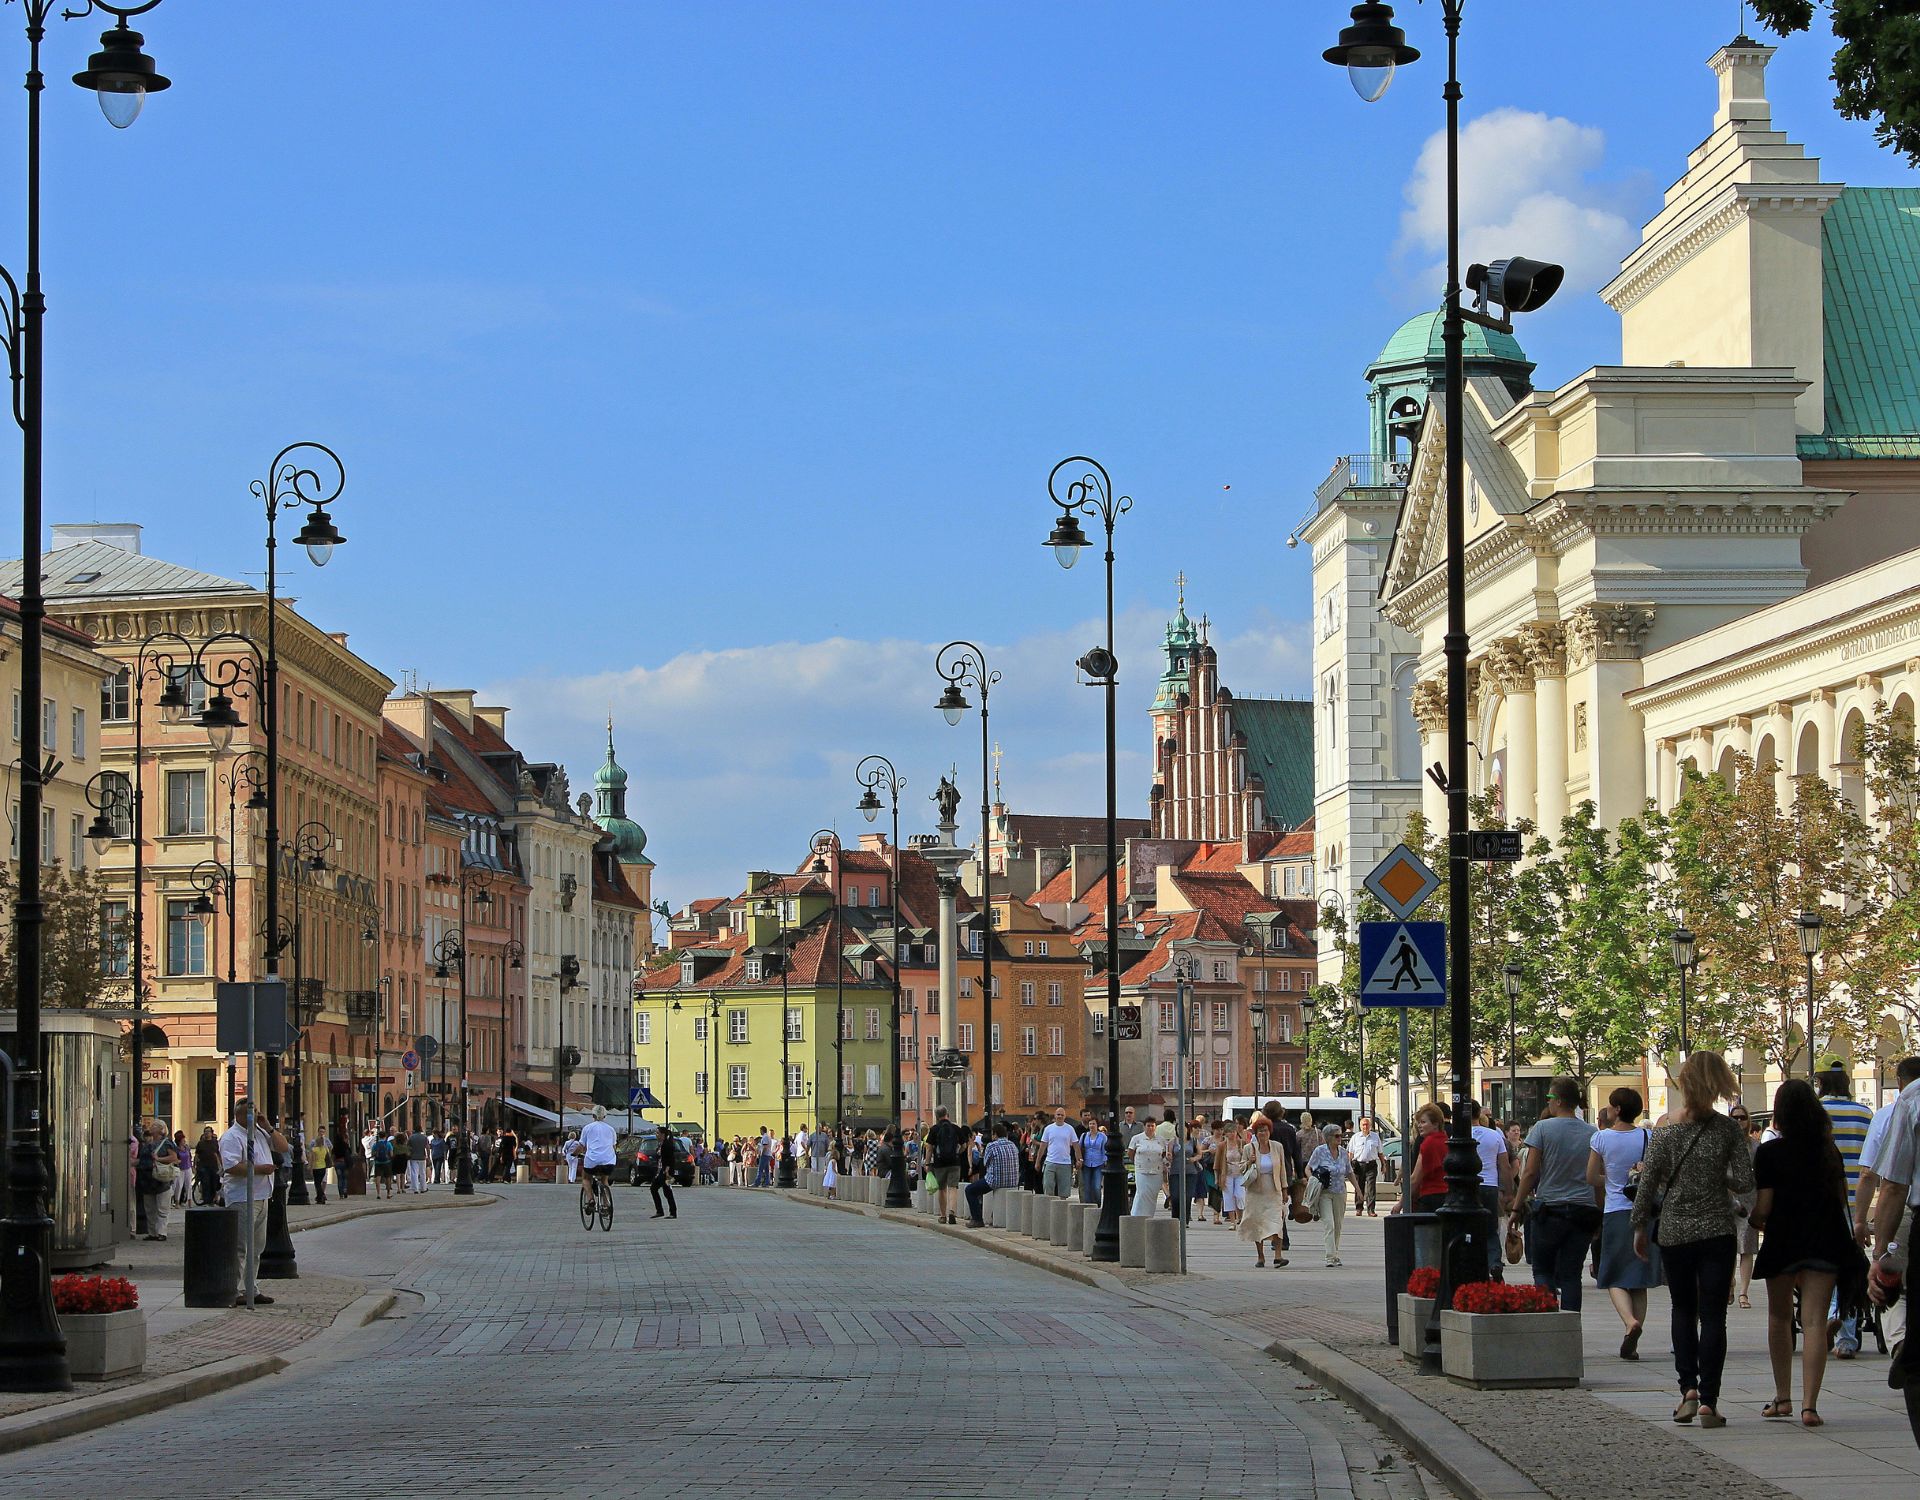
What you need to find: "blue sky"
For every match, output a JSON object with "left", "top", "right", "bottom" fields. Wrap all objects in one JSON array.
[{"left": 16, "top": 2, "right": 1915, "bottom": 903}]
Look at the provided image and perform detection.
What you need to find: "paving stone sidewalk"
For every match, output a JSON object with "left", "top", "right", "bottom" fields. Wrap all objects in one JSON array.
[
  {"left": 0, "top": 1187, "right": 496, "bottom": 1423},
  {"left": 865, "top": 1190, "right": 1918, "bottom": 1500}
]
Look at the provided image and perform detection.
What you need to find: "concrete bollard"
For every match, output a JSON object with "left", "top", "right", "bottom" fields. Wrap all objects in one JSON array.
[
  {"left": 1142, "top": 1217, "right": 1181, "bottom": 1273},
  {"left": 1015, "top": 1190, "right": 1035, "bottom": 1236},
  {"left": 1049, "top": 1196, "right": 1073, "bottom": 1247},
  {"left": 1026, "top": 1193, "right": 1050, "bottom": 1239},
  {"left": 1119, "top": 1214, "right": 1149, "bottom": 1268},
  {"left": 987, "top": 1190, "right": 1007, "bottom": 1228},
  {"left": 1076, "top": 1202, "right": 1103, "bottom": 1256},
  {"left": 911, "top": 1187, "right": 927, "bottom": 1213},
  {"left": 1065, "top": 1202, "right": 1087, "bottom": 1252}
]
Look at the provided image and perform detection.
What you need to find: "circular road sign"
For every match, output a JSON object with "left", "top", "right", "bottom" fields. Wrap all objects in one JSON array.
[{"left": 400, "top": 1049, "right": 421, "bottom": 1072}]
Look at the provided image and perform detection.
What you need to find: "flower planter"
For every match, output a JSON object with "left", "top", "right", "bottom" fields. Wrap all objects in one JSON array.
[
  {"left": 64, "top": 1308, "right": 147, "bottom": 1381},
  {"left": 1439, "top": 1309, "right": 1582, "bottom": 1389},
  {"left": 1397, "top": 1294, "right": 1436, "bottom": 1362}
]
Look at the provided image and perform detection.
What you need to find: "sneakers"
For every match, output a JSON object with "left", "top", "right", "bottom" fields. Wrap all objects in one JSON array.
[{"left": 1835, "top": 1338, "right": 1859, "bottom": 1360}]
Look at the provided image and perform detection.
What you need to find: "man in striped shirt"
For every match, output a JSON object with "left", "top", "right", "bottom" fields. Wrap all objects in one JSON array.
[{"left": 1820, "top": 1064, "right": 1874, "bottom": 1359}]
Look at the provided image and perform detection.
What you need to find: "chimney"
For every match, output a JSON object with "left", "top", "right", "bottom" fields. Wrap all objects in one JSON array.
[
  {"left": 437, "top": 690, "right": 477, "bottom": 726},
  {"left": 475, "top": 706, "right": 508, "bottom": 735},
  {"left": 52, "top": 522, "right": 141, "bottom": 554}
]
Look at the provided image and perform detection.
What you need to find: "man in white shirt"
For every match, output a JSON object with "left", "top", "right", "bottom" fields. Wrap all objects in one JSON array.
[
  {"left": 579, "top": 1106, "right": 618, "bottom": 1193},
  {"left": 1861, "top": 1060, "right": 1920, "bottom": 1357},
  {"left": 1462, "top": 1100, "right": 1513, "bottom": 1273},
  {"left": 220, "top": 1103, "right": 287, "bottom": 1306},
  {"left": 1866, "top": 1069, "right": 1920, "bottom": 1444},
  {"left": 1349, "top": 1118, "right": 1383, "bottom": 1216},
  {"left": 1039, "top": 1108, "right": 1079, "bottom": 1199}
]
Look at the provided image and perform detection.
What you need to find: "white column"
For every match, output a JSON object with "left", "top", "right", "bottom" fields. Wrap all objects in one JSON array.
[
  {"left": 937, "top": 873, "right": 960, "bottom": 1118},
  {"left": 1505, "top": 682, "right": 1537, "bottom": 832},
  {"left": 1765, "top": 703, "right": 1794, "bottom": 807},
  {"left": 1412, "top": 678, "right": 1447, "bottom": 832},
  {"left": 1655, "top": 740, "right": 1678, "bottom": 813},
  {"left": 1535, "top": 673, "right": 1569, "bottom": 839}
]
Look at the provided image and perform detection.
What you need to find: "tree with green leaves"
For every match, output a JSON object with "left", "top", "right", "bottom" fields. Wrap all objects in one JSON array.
[
  {"left": 0, "top": 859, "right": 128, "bottom": 1011},
  {"left": 1754, "top": 2, "right": 1920, "bottom": 165},
  {"left": 1852, "top": 704, "right": 1920, "bottom": 1059}
]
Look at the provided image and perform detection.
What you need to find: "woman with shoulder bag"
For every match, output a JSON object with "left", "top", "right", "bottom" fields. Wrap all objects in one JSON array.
[
  {"left": 1588, "top": 1086, "right": 1662, "bottom": 1361},
  {"left": 136, "top": 1120, "right": 180, "bottom": 1241},
  {"left": 1630, "top": 1052, "right": 1753, "bottom": 1430},
  {"left": 1236, "top": 1115, "right": 1289, "bottom": 1268},
  {"left": 1307, "top": 1125, "right": 1353, "bottom": 1266},
  {"left": 1216, "top": 1122, "right": 1250, "bottom": 1227}
]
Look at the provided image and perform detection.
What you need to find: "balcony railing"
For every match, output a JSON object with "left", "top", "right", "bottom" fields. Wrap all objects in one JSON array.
[{"left": 1315, "top": 452, "right": 1409, "bottom": 511}]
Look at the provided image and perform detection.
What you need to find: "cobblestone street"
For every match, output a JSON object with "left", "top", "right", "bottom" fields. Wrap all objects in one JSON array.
[{"left": 0, "top": 1186, "right": 1387, "bottom": 1499}]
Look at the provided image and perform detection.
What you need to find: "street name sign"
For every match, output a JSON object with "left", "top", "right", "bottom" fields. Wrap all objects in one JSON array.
[
  {"left": 1362, "top": 844, "right": 1439, "bottom": 921},
  {"left": 1359, "top": 921, "right": 1446, "bottom": 1008}
]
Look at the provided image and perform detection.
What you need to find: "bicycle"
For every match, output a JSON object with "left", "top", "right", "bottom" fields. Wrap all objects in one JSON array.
[
  {"left": 190, "top": 1174, "right": 223, "bottom": 1208},
  {"left": 579, "top": 1170, "right": 613, "bottom": 1231}
]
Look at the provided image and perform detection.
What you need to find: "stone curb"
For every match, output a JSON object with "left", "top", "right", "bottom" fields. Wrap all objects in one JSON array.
[
  {"left": 786, "top": 1189, "right": 1544, "bottom": 1500},
  {"left": 0, "top": 1352, "right": 287, "bottom": 1457}
]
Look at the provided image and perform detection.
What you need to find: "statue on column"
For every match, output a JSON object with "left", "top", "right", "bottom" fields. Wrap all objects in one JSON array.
[{"left": 932, "top": 772, "right": 962, "bottom": 833}]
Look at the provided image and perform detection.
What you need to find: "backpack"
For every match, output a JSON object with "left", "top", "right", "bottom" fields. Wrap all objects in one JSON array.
[{"left": 371, "top": 1137, "right": 392, "bottom": 1164}]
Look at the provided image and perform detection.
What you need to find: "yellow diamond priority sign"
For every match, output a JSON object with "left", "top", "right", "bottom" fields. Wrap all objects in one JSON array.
[{"left": 1362, "top": 843, "right": 1440, "bottom": 921}]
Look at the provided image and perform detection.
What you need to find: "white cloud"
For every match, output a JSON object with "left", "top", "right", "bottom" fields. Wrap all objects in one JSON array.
[
  {"left": 483, "top": 610, "right": 1312, "bottom": 905},
  {"left": 1398, "top": 107, "right": 1637, "bottom": 303}
]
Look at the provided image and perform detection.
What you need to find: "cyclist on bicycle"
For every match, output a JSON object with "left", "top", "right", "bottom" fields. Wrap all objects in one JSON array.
[{"left": 580, "top": 1105, "right": 618, "bottom": 1199}]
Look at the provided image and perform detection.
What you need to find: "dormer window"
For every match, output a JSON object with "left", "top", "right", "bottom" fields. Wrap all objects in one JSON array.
[
  {"left": 746, "top": 957, "right": 763, "bottom": 982},
  {"left": 969, "top": 930, "right": 983, "bottom": 954},
  {"left": 680, "top": 960, "right": 694, "bottom": 984}
]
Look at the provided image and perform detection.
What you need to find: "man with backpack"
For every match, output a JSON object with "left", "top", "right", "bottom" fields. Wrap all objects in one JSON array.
[{"left": 371, "top": 1129, "right": 395, "bottom": 1199}]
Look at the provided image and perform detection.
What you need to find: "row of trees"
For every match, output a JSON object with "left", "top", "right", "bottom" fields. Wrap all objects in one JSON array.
[{"left": 1309, "top": 705, "right": 1920, "bottom": 1100}]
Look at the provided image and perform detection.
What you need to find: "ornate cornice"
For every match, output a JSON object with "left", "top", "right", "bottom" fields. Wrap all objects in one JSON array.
[
  {"left": 1565, "top": 603, "right": 1656, "bottom": 670},
  {"left": 1601, "top": 182, "right": 1841, "bottom": 314}
]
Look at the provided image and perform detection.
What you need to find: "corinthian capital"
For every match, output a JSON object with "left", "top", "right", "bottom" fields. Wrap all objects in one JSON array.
[
  {"left": 1482, "top": 638, "right": 1534, "bottom": 696},
  {"left": 1519, "top": 622, "right": 1566, "bottom": 679},
  {"left": 1565, "top": 603, "right": 1656, "bottom": 669},
  {"left": 1410, "top": 678, "right": 1448, "bottom": 738}
]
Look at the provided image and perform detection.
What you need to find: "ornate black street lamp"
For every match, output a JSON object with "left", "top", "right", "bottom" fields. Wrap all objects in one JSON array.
[
  {"left": 810, "top": 831, "right": 846, "bottom": 1136},
  {"left": 1668, "top": 927, "right": 1696, "bottom": 1058},
  {"left": 281, "top": 819, "right": 333, "bottom": 1210},
  {"left": 856, "top": 758, "right": 912, "bottom": 1209},
  {"left": 1043, "top": 455, "right": 1131, "bottom": 1262},
  {"left": 433, "top": 931, "right": 474, "bottom": 1194},
  {"left": 1797, "top": 909, "right": 1823, "bottom": 1079},
  {"left": 1, "top": 0, "right": 169, "bottom": 1391},
  {"left": 501, "top": 937, "right": 524, "bottom": 1135},
  {"left": 749, "top": 883, "right": 800, "bottom": 1188},
  {"left": 1502, "top": 960, "right": 1521, "bottom": 1117},
  {"left": 934, "top": 642, "right": 999, "bottom": 1136},
  {"left": 1323, "top": 3, "right": 1562, "bottom": 1349}
]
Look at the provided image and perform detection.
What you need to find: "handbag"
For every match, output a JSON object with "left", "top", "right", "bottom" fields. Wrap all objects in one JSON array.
[
  {"left": 151, "top": 1159, "right": 178, "bottom": 1186},
  {"left": 1503, "top": 1210, "right": 1525, "bottom": 1264},
  {"left": 1302, "top": 1176, "right": 1325, "bottom": 1220},
  {"left": 1237, "top": 1162, "right": 1260, "bottom": 1189}
]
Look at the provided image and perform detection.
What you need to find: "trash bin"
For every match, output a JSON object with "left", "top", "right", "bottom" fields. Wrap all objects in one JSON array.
[
  {"left": 183, "top": 1206, "right": 240, "bottom": 1308},
  {"left": 1383, "top": 1211, "right": 1441, "bottom": 1345}
]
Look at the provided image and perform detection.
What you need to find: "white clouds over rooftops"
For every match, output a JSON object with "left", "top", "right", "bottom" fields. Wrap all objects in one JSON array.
[{"left": 1397, "top": 107, "right": 1640, "bottom": 305}]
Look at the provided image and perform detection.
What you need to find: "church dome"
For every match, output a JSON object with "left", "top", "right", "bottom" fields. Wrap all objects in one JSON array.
[
  {"left": 592, "top": 722, "right": 649, "bottom": 864},
  {"left": 1370, "top": 309, "right": 1530, "bottom": 374}
]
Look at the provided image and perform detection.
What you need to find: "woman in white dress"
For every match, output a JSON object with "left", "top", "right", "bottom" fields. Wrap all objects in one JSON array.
[
  {"left": 1129, "top": 1125, "right": 1168, "bottom": 1216},
  {"left": 1237, "top": 1115, "right": 1290, "bottom": 1268},
  {"left": 1215, "top": 1123, "right": 1250, "bottom": 1226}
]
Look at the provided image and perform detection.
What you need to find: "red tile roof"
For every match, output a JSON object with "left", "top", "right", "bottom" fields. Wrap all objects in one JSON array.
[
  {"left": 1, "top": 594, "right": 94, "bottom": 649},
  {"left": 593, "top": 851, "right": 646, "bottom": 910}
]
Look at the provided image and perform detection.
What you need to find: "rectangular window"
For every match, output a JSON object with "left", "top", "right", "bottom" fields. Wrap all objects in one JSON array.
[
  {"left": 1278, "top": 1010, "right": 1294, "bottom": 1042},
  {"left": 899, "top": 988, "right": 913, "bottom": 1015},
  {"left": 903, "top": 1080, "right": 918, "bottom": 1110},
  {"left": 1019, "top": 1026, "right": 1037, "bottom": 1057},
  {"left": 694, "top": 1070, "right": 708, "bottom": 1096},
  {"left": 1158, "top": 1000, "right": 1175, "bottom": 1032},
  {"left": 990, "top": 976, "right": 1000, "bottom": 998},
  {"left": 10, "top": 690, "right": 18, "bottom": 742},
  {"left": 728, "top": 1008, "right": 748, "bottom": 1044},
  {"left": 1038, "top": 940, "right": 1049, "bottom": 956},
  {"left": 636, "top": 1013, "right": 651, "bottom": 1045},
  {"left": 1091, "top": 1065, "right": 1105, "bottom": 1092},
  {"left": 864, "top": 1063, "right": 881, "bottom": 1096},
  {"left": 1046, "top": 981, "right": 1062, "bottom": 1006},
  {"left": 70, "top": 813, "right": 84, "bottom": 869},
  {"left": 840, "top": 1009, "right": 854, "bottom": 1040},
  {"left": 990, "top": 1073, "right": 1002, "bottom": 1106},
  {"left": 959, "top": 977, "right": 973, "bottom": 998},
  {"left": 692, "top": 1015, "right": 707, "bottom": 1042},
  {"left": 745, "top": 957, "right": 763, "bottom": 982},
  {"left": 1157, "top": 1058, "right": 1176, "bottom": 1090},
  {"left": 785, "top": 1063, "right": 804, "bottom": 1098},
  {"left": 70, "top": 705, "right": 85, "bottom": 760},
  {"left": 990, "top": 1023, "right": 1001, "bottom": 1053},
  {"left": 1278, "top": 969, "right": 1292, "bottom": 992},
  {"left": 41, "top": 697, "right": 56, "bottom": 749},
  {"left": 636, "top": 1067, "right": 651, "bottom": 1091},
  {"left": 101, "top": 669, "right": 130, "bottom": 723},
  {"left": 968, "top": 930, "right": 983, "bottom": 954},
  {"left": 1213, "top": 1059, "right": 1231, "bottom": 1090},
  {"left": 165, "top": 769, "right": 208, "bottom": 835},
  {"left": 1019, "top": 980, "right": 1035, "bottom": 1006},
  {"left": 785, "top": 1008, "right": 803, "bottom": 1042},
  {"left": 1212, "top": 960, "right": 1228, "bottom": 981},
  {"left": 166, "top": 897, "right": 207, "bottom": 976},
  {"left": 867, "top": 885, "right": 880, "bottom": 906},
  {"left": 865, "top": 1008, "right": 881, "bottom": 1041},
  {"left": 728, "top": 1064, "right": 749, "bottom": 1099},
  {"left": 927, "top": 988, "right": 939, "bottom": 1016},
  {"left": 899, "top": 1034, "right": 916, "bottom": 1061},
  {"left": 1046, "top": 1025, "right": 1063, "bottom": 1057},
  {"left": 1047, "top": 1074, "right": 1064, "bottom": 1106},
  {"left": 1020, "top": 1073, "right": 1037, "bottom": 1107},
  {"left": 1023, "top": 940, "right": 1034, "bottom": 956},
  {"left": 1277, "top": 1063, "right": 1295, "bottom": 1093},
  {"left": 1211, "top": 1001, "right": 1228, "bottom": 1032},
  {"left": 965, "top": 1073, "right": 977, "bottom": 1107},
  {"left": 169, "top": 665, "right": 209, "bottom": 717},
  {"left": 100, "top": 899, "right": 131, "bottom": 977},
  {"left": 841, "top": 1064, "right": 854, "bottom": 1094},
  {"left": 958, "top": 1023, "right": 974, "bottom": 1053},
  {"left": 195, "top": 1067, "right": 217, "bottom": 1123},
  {"left": 1091, "top": 1011, "right": 1105, "bottom": 1036}
]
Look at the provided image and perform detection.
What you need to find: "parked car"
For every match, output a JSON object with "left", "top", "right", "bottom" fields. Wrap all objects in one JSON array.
[{"left": 627, "top": 1126, "right": 696, "bottom": 1188}]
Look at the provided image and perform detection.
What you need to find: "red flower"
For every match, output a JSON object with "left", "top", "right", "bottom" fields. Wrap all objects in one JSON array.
[
  {"left": 52, "top": 1274, "right": 139, "bottom": 1314},
  {"left": 1404, "top": 1266, "right": 1441, "bottom": 1299},
  {"left": 1451, "top": 1280, "right": 1558, "bottom": 1315}
]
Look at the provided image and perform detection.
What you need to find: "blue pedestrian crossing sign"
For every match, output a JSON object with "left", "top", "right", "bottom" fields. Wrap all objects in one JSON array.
[
  {"left": 1359, "top": 921, "right": 1446, "bottom": 1008},
  {"left": 629, "top": 1086, "right": 664, "bottom": 1109}
]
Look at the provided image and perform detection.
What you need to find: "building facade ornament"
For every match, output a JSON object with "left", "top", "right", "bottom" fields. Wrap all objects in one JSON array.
[
  {"left": 1519, "top": 621, "right": 1567, "bottom": 679},
  {"left": 1482, "top": 637, "right": 1534, "bottom": 696},
  {"left": 1564, "top": 604, "right": 1657, "bottom": 669},
  {"left": 1410, "top": 678, "right": 1448, "bottom": 739}
]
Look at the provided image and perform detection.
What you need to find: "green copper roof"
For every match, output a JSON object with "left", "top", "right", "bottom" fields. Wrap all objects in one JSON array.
[
  {"left": 1232, "top": 697, "right": 1314, "bottom": 830},
  {"left": 1370, "top": 309, "right": 1530, "bottom": 374},
  {"left": 1803, "top": 187, "right": 1920, "bottom": 460},
  {"left": 593, "top": 721, "right": 648, "bottom": 864}
]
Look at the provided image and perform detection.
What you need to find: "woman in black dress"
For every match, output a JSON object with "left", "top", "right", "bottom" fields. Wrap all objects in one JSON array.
[{"left": 1752, "top": 1078, "right": 1858, "bottom": 1428}]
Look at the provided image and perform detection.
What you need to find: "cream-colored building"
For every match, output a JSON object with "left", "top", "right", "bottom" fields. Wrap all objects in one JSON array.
[{"left": 1311, "top": 40, "right": 1920, "bottom": 1103}]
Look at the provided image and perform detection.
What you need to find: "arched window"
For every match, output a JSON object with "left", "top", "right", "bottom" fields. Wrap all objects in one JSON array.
[{"left": 1796, "top": 720, "right": 1821, "bottom": 778}]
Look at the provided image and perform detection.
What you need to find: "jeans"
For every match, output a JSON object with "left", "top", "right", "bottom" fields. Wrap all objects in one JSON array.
[
  {"left": 1352, "top": 1159, "right": 1377, "bottom": 1213},
  {"left": 1042, "top": 1162, "right": 1073, "bottom": 1199},
  {"left": 1829, "top": 1287, "right": 1859, "bottom": 1353},
  {"left": 1080, "top": 1166, "right": 1102, "bottom": 1205},
  {"left": 964, "top": 1178, "right": 993, "bottom": 1224},
  {"left": 1661, "top": 1233, "right": 1737, "bottom": 1408},
  {"left": 1528, "top": 1203, "right": 1598, "bottom": 1312},
  {"left": 311, "top": 1165, "right": 327, "bottom": 1203},
  {"left": 335, "top": 1163, "right": 350, "bottom": 1198},
  {"left": 650, "top": 1178, "right": 677, "bottom": 1216},
  {"left": 753, "top": 1157, "right": 772, "bottom": 1187}
]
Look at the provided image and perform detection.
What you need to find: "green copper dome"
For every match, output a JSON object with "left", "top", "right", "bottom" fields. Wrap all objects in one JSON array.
[
  {"left": 593, "top": 720, "right": 648, "bottom": 863},
  {"left": 1370, "top": 309, "right": 1530, "bottom": 373}
]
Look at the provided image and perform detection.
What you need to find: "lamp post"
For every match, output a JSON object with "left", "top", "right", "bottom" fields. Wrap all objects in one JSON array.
[
  {"left": 1, "top": 0, "right": 170, "bottom": 1393},
  {"left": 935, "top": 642, "right": 1000, "bottom": 1135},
  {"left": 1301, "top": 985, "right": 1318, "bottom": 1097},
  {"left": 1041, "top": 454, "right": 1132, "bottom": 1263},
  {"left": 1250, "top": 1003, "right": 1266, "bottom": 1097},
  {"left": 856, "top": 758, "right": 912, "bottom": 1209},
  {"left": 1323, "top": 4, "right": 1563, "bottom": 1342},
  {"left": 1502, "top": 961, "right": 1521, "bottom": 1120},
  {"left": 1796, "top": 909, "right": 1823, "bottom": 1080},
  {"left": 708, "top": 994, "right": 721, "bottom": 1145},
  {"left": 433, "top": 932, "right": 473, "bottom": 1194},
  {"left": 1668, "top": 927, "right": 1696, "bottom": 1060},
  {"left": 810, "top": 831, "right": 846, "bottom": 1136},
  {"left": 749, "top": 886, "right": 799, "bottom": 1189},
  {"left": 281, "top": 819, "right": 333, "bottom": 1210},
  {"left": 187, "top": 859, "right": 234, "bottom": 985},
  {"left": 502, "top": 937, "right": 523, "bottom": 1135}
]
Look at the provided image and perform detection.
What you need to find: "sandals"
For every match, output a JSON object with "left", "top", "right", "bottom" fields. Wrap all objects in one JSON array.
[
  {"left": 1801, "top": 1408, "right": 1823, "bottom": 1428},
  {"left": 1673, "top": 1394, "right": 1700, "bottom": 1424},
  {"left": 1761, "top": 1399, "right": 1792, "bottom": 1420},
  {"left": 1738, "top": 1293, "right": 1752, "bottom": 1309}
]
